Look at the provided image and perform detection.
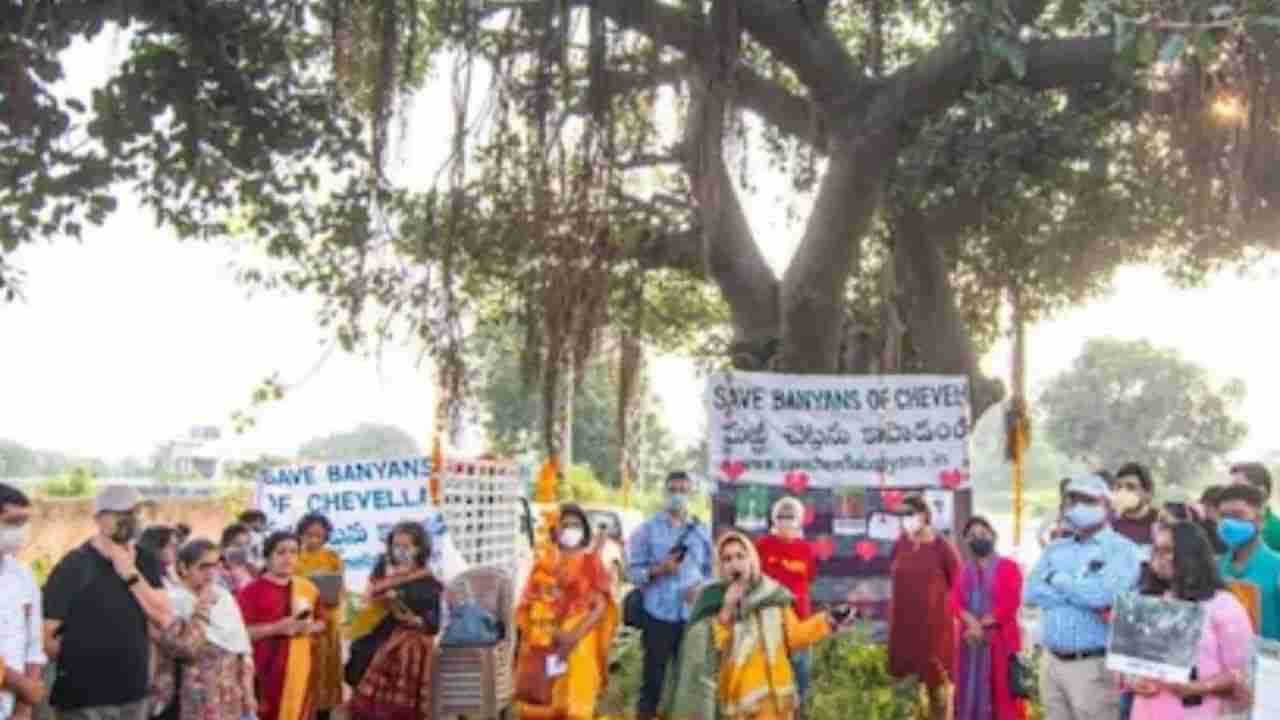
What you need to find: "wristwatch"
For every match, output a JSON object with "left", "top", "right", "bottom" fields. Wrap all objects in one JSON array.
[{"left": 125, "top": 574, "right": 141, "bottom": 587}]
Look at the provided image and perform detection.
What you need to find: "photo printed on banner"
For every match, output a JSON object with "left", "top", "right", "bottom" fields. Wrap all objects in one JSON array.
[{"left": 1106, "top": 591, "right": 1206, "bottom": 683}]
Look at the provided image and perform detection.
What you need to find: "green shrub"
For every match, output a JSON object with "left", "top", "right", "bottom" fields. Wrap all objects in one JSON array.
[
  {"left": 39, "top": 467, "right": 95, "bottom": 498},
  {"left": 807, "top": 632, "right": 924, "bottom": 720}
]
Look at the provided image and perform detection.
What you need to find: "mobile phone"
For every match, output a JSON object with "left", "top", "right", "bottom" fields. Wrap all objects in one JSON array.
[
  {"left": 670, "top": 544, "right": 689, "bottom": 562},
  {"left": 295, "top": 609, "right": 312, "bottom": 621},
  {"left": 1181, "top": 666, "right": 1203, "bottom": 707},
  {"left": 829, "top": 604, "right": 853, "bottom": 624}
]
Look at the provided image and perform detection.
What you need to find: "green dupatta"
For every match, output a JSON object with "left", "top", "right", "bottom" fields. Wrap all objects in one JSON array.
[{"left": 659, "top": 577, "right": 793, "bottom": 720}]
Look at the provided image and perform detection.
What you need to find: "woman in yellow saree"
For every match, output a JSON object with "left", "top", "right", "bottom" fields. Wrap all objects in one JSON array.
[
  {"left": 238, "top": 532, "right": 327, "bottom": 720},
  {"left": 294, "top": 514, "right": 346, "bottom": 720},
  {"left": 515, "top": 503, "right": 619, "bottom": 720},
  {"left": 661, "top": 530, "right": 847, "bottom": 720}
]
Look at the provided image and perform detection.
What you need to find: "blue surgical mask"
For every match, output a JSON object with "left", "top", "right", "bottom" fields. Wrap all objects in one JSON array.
[
  {"left": 1065, "top": 504, "right": 1105, "bottom": 530},
  {"left": 668, "top": 492, "right": 689, "bottom": 513},
  {"left": 1217, "top": 518, "right": 1258, "bottom": 549}
]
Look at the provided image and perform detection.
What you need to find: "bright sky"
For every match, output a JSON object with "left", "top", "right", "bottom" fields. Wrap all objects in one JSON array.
[{"left": 2, "top": 33, "right": 1277, "bottom": 469}]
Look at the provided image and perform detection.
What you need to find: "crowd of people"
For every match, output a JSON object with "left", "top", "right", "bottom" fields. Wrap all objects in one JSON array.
[{"left": 0, "top": 460, "right": 1277, "bottom": 720}]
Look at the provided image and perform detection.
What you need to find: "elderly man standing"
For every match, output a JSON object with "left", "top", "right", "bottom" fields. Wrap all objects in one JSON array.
[
  {"left": 626, "top": 471, "right": 713, "bottom": 720},
  {"left": 42, "top": 486, "right": 173, "bottom": 720},
  {"left": 1024, "top": 473, "right": 1142, "bottom": 720}
]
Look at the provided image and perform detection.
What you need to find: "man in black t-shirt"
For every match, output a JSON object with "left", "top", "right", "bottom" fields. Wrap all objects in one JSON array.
[{"left": 41, "top": 486, "right": 174, "bottom": 720}]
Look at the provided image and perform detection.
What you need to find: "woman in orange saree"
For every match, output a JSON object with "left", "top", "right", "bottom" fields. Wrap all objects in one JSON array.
[
  {"left": 515, "top": 504, "right": 619, "bottom": 720},
  {"left": 238, "top": 532, "right": 326, "bottom": 720}
]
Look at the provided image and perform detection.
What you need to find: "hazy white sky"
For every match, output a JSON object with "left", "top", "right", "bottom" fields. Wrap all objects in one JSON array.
[{"left": 1, "top": 33, "right": 1277, "bottom": 469}]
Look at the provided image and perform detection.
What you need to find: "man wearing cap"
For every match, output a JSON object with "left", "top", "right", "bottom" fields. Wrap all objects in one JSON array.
[
  {"left": 41, "top": 486, "right": 174, "bottom": 720},
  {"left": 1024, "top": 473, "right": 1142, "bottom": 720}
]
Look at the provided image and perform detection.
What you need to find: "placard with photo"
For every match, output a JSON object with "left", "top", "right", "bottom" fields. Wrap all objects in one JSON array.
[{"left": 1106, "top": 592, "right": 1206, "bottom": 683}]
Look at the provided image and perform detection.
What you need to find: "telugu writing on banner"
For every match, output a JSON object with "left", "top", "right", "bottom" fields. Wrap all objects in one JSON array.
[
  {"left": 706, "top": 371, "right": 971, "bottom": 489},
  {"left": 256, "top": 456, "right": 435, "bottom": 589}
]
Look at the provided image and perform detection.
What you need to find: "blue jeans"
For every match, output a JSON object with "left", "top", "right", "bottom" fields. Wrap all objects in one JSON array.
[
  {"left": 791, "top": 650, "right": 812, "bottom": 699},
  {"left": 1119, "top": 690, "right": 1134, "bottom": 719}
]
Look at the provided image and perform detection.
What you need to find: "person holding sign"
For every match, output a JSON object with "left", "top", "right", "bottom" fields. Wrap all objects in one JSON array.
[
  {"left": 887, "top": 494, "right": 959, "bottom": 720},
  {"left": 660, "top": 530, "right": 851, "bottom": 720},
  {"left": 1024, "top": 473, "right": 1142, "bottom": 720},
  {"left": 293, "top": 515, "right": 344, "bottom": 720},
  {"left": 237, "top": 532, "right": 326, "bottom": 720},
  {"left": 1122, "top": 522, "right": 1253, "bottom": 719},
  {"left": 1214, "top": 483, "right": 1280, "bottom": 639},
  {"left": 950, "top": 516, "right": 1026, "bottom": 720}
]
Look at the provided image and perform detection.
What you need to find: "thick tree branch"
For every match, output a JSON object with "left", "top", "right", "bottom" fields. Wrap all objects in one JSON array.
[
  {"left": 875, "top": 34, "right": 1115, "bottom": 128},
  {"left": 737, "top": 0, "right": 865, "bottom": 105},
  {"left": 587, "top": 61, "right": 820, "bottom": 146},
  {"left": 778, "top": 128, "right": 899, "bottom": 371}
]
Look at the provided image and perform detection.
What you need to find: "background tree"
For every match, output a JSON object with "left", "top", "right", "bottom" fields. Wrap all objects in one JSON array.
[
  {"left": 5, "top": 1, "right": 1280, "bottom": 464},
  {"left": 1039, "top": 337, "right": 1248, "bottom": 488},
  {"left": 472, "top": 320, "right": 695, "bottom": 488},
  {"left": 297, "top": 422, "right": 422, "bottom": 460}
]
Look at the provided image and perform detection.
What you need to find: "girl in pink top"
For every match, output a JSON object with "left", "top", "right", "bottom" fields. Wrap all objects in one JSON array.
[{"left": 1125, "top": 522, "right": 1253, "bottom": 719}]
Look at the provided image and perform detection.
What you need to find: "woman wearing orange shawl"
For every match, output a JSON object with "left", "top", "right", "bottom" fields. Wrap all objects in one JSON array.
[
  {"left": 515, "top": 504, "right": 619, "bottom": 720},
  {"left": 238, "top": 532, "right": 326, "bottom": 720}
]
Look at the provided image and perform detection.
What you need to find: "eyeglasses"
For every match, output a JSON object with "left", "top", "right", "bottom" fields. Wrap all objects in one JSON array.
[
  {"left": 197, "top": 562, "right": 220, "bottom": 571},
  {"left": 1114, "top": 482, "right": 1143, "bottom": 492}
]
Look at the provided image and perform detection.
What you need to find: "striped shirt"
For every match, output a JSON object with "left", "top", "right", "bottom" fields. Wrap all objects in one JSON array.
[{"left": 1024, "top": 527, "right": 1142, "bottom": 653}]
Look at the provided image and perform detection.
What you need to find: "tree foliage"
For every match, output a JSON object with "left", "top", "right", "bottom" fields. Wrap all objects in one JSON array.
[
  {"left": 471, "top": 320, "right": 695, "bottom": 488},
  {"left": 1039, "top": 337, "right": 1248, "bottom": 488},
  {"left": 297, "top": 422, "right": 422, "bottom": 460}
]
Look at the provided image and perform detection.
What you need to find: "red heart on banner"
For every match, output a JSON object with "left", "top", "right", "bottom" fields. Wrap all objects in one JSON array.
[
  {"left": 784, "top": 470, "right": 810, "bottom": 495},
  {"left": 881, "top": 489, "right": 905, "bottom": 511},
  {"left": 855, "top": 540, "right": 879, "bottom": 562},
  {"left": 939, "top": 468, "right": 969, "bottom": 490},
  {"left": 720, "top": 460, "right": 746, "bottom": 482},
  {"left": 812, "top": 536, "right": 835, "bottom": 562},
  {"left": 803, "top": 502, "right": 816, "bottom": 527}
]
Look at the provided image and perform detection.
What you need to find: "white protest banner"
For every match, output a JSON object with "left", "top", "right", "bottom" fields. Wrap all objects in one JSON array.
[
  {"left": 705, "top": 371, "right": 971, "bottom": 488},
  {"left": 257, "top": 456, "right": 434, "bottom": 590}
]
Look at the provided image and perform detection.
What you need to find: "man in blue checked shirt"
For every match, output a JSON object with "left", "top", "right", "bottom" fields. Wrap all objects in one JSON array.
[
  {"left": 627, "top": 471, "right": 713, "bottom": 720},
  {"left": 1024, "top": 472, "right": 1142, "bottom": 720}
]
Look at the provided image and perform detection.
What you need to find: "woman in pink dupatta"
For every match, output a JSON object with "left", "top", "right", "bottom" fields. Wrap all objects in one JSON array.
[{"left": 950, "top": 516, "right": 1026, "bottom": 720}]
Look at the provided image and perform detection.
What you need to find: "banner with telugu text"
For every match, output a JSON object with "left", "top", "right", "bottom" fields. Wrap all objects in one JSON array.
[
  {"left": 706, "top": 371, "right": 972, "bottom": 489},
  {"left": 256, "top": 456, "right": 435, "bottom": 589}
]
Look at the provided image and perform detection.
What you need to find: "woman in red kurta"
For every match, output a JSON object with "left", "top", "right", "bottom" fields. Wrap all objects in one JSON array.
[
  {"left": 950, "top": 516, "right": 1026, "bottom": 720},
  {"left": 887, "top": 494, "right": 959, "bottom": 720},
  {"left": 238, "top": 532, "right": 325, "bottom": 720}
]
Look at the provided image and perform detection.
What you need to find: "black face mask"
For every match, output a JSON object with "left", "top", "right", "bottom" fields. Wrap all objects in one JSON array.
[
  {"left": 112, "top": 515, "right": 138, "bottom": 544},
  {"left": 968, "top": 538, "right": 995, "bottom": 558}
]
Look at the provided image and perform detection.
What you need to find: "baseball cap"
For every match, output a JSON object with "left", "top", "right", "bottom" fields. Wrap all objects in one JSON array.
[
  {"left": 1065, "top": 473, "right": 1111, "bottom": 501},
  {"left": 95, "top": 485, "right": 144, "bottom": 515}
]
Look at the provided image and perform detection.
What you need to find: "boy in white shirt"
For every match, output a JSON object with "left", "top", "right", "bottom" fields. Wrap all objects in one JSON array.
[{"left": 0, "top": 483, "right": 45, "bottom": 720}]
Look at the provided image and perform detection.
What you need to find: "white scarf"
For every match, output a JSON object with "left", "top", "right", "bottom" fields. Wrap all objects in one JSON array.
[{"left": 167, "top": 582, "right": 253, "bottom": 655}]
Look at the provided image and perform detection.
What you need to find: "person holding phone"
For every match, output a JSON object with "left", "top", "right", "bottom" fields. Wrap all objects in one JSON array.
[
  {"left": 626, "top": 471, "right": 713, "bottom": 720},
  {"left": 237, "top": 533, "right": 325, "bottom": 720},
  {"left": 661, "top": 530, "right": 849, "bottom": 720}
]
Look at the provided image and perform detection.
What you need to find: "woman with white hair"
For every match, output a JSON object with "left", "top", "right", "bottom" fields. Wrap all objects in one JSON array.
[
  {"left": 660, "top": 530, "right": 849, "bottom": 720},
  {"left": 755, "top": 496, "right": 818, "bottom": 704}
]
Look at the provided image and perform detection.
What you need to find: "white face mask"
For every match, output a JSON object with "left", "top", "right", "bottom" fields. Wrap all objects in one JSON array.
[
  {"left": 0, "top": 524, "right": 30, "bottom": 555},
  {"left": 559, "top": 528, "right": 584, "bottom": 548},
  {"left": 902, "top": 516, "right": 923, "bottom": 535}
]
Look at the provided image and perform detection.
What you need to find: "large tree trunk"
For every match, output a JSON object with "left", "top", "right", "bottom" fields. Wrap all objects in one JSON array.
[{"left": 778, "top": 128, "right": 899, "bottom": 371}]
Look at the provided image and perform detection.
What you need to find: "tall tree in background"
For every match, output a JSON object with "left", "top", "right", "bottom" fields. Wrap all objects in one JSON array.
[
  {"left": 1039, "top": 338, "right": 1248, "bottom": 488},
  {"left": 471, "top": 321, "right": 693, "bottom": 488},
  {"left": 297, "top": 422, "right": 421, "bottom": 460}
]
